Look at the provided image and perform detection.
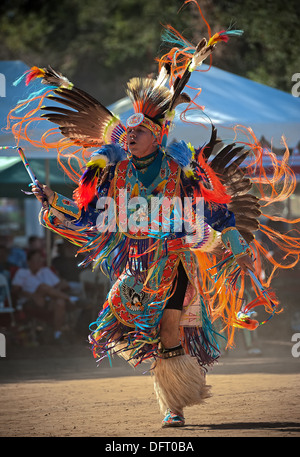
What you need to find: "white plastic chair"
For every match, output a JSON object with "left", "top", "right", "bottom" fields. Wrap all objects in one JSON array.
[{"left": 0, "top": 273, "right": 15, "bottom": 326}]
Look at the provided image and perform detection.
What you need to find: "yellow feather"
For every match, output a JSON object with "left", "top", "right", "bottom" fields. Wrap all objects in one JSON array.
[
  {"left": 86, "top": 155, "right": 108, "bottom": 169},
  {"left": 131, "top": 183, "right": 139, "bottom": 198},
  {"left": 153, "top": 180, "right": 167, "bottom": 194}
]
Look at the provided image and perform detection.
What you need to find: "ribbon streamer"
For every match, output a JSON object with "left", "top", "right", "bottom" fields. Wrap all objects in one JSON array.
[{"left": 233, "top": 269, "right": 278, "bottom": 330}]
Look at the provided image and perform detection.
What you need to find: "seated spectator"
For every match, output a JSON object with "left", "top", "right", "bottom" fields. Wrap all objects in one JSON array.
[
  {"left": 0, "top": 244, "right": 11, "bottom": 284},
  {"left": 28, "top": 235, "right": 46, "bottom": 259},
  {"left": 12, "top": 249, "right": 72, "bottom": 342},
  {"left": 52, "top": 239, "right": 83, "bottom": 296},
  {"left": 0, "top": 234, "right": 27, "bottom": 269}
]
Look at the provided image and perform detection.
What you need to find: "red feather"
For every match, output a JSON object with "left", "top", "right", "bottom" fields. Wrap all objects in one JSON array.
[
  {"left": 197, "top": 153, "right": 231, "bottom": 204},
  {"left": 25, "top": 66, "right": 46, "bottom": 86},
  {"left": 73, "top": 178, "right": 98, "bottom": 211}
]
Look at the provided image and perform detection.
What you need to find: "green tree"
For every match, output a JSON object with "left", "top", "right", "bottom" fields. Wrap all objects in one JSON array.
[
  {"left": 213, "top": 0, "right": 300, "bottom": 92},
  {"left": 0, "top": 0, "right": 299, "bottom": 103}
]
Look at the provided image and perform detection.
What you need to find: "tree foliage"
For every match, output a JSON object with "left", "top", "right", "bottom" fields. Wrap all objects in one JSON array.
[{"left": 0, "top": 0, "right": 299, "bottom": 104}]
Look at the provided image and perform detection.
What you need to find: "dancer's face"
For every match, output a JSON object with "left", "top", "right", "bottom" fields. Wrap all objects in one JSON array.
[{"left": 127, "top": 125, "right": 158, "bottom": 158}]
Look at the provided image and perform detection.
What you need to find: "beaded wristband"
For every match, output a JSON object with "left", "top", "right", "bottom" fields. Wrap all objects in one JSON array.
[
  {"left": 50, "top": 192, "right": 81, "bottom": 219},
  {"left": 221, "top": 226, "right": 250, "bottom": 257}
]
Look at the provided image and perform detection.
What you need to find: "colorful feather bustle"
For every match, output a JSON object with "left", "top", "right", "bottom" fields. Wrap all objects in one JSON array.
[
  {"left": 73, "top": 143, "right": 126, "bottom": 210},
  {"left": 188, "top": 118, "right": 300, "bottom": 348},
  {"left": 194, "top": 148, "right": 231, "bottom": 204},
  {"left": 168, "top": 139, "right": 231, "bottom": 205}
]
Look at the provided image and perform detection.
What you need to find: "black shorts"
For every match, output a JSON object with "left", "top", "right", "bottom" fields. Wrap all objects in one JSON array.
[{"left": 164, "top": 260, "right": 189, "bottom": 311}]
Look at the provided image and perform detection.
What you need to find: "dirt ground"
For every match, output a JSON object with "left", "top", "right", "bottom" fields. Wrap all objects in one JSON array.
[{"left": 0, "top": 330, "right": 299, "bottom": 442}]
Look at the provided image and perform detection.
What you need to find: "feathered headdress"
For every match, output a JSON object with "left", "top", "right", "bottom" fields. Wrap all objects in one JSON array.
[{"left": 125, "top": 25, "right": 243, "bottom": 147}]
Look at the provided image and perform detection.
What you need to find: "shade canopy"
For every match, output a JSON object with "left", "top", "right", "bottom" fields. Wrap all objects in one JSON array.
[
  {"left": 1, "top": 60, "right": 300, "bottom": 186},
  {"left": 0, "top": 60, "right": 62, "bottom": 159},
  {"left": 109, "top": 63, "right": 300, "bottom": 150},
  {"left": 0, "top": 157, "right": 77, "bottom": 199}
]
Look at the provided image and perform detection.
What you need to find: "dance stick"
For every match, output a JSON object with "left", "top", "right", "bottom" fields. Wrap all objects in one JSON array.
[{"left": 17, "top": 147, "right": 48, "bottom": 206}]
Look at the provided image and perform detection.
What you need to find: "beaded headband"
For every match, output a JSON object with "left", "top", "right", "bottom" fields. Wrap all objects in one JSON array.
[{"left": 126, "top": 113, "right": 161, "bottom": 139}]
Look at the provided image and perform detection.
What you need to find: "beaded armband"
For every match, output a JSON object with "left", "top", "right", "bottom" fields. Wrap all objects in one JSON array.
[
  {"left": 50, "top": 192, "right": 81, "bottom": 220},
  {"left": 221, "top": 227, "right": 251, "bottom": 257}
]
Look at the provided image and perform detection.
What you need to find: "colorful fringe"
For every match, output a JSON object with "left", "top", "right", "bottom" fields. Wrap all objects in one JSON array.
[{"left": 89, "top": 300, "right": 161, "bottom": 367}]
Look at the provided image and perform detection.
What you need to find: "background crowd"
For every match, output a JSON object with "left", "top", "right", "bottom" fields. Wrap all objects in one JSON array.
[{"left": 0, "top": 233, "right": 110, "bottom": 345}]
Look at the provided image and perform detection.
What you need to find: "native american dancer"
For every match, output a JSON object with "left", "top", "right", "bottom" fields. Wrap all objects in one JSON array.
[{"left": 7, "top": 6, "right": 300, "bottom": 427}]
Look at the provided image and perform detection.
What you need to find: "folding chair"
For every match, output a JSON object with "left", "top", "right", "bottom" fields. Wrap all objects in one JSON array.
[{"left": 0, "top": 273, "right": 15, "bottom": 326}]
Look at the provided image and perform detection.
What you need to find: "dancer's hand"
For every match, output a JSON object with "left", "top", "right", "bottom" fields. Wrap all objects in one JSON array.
[{"left": 31, "top": 181, "right": 55, "bottom": 205}]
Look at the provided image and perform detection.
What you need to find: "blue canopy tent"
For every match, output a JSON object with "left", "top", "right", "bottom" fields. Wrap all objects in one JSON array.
[
  {"left": 0, "top": 60, "right": 61, "bottom": 158},
  {"left": 1, "top": 60, "right": 299, "bottom": 172},
  {"left": 0, "top": 61, "right": 81, "bottom": 198},
  {"left": 0, "top": 61, "right": 78, "bottom": 254}
]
